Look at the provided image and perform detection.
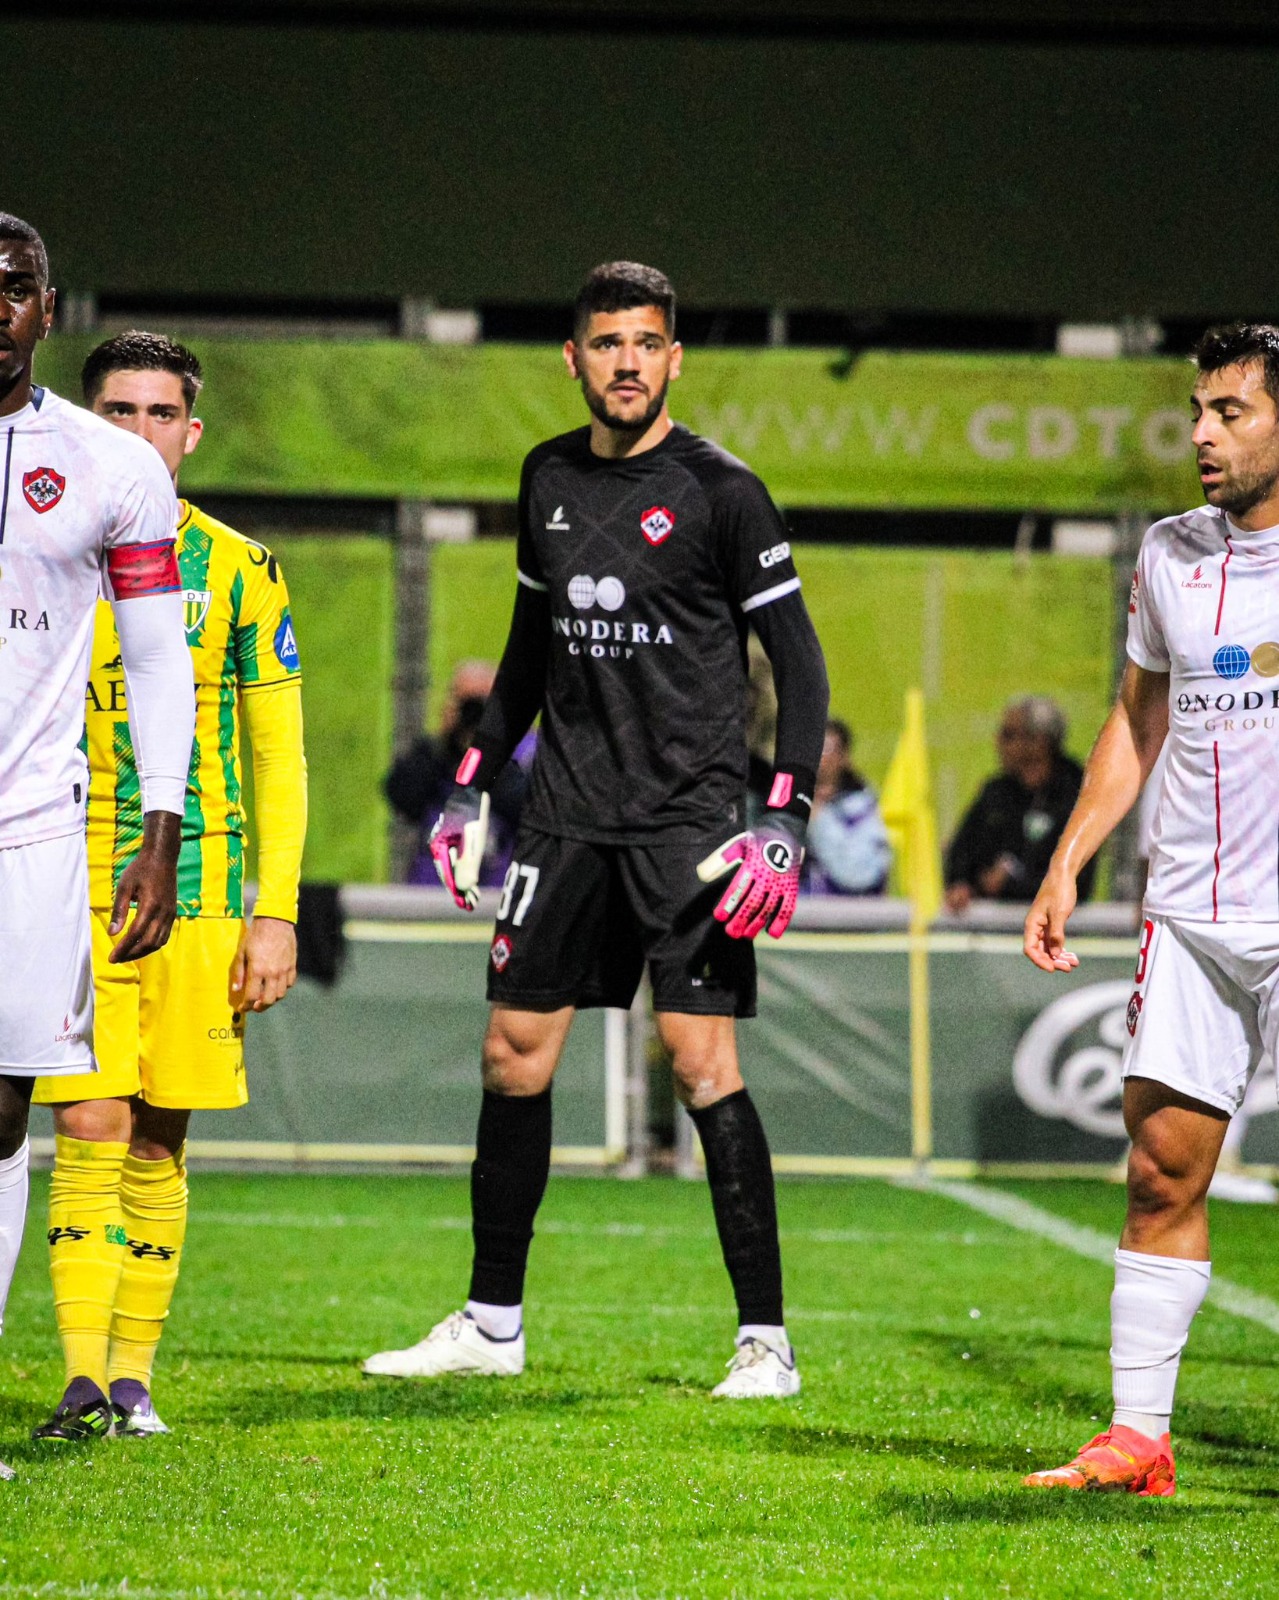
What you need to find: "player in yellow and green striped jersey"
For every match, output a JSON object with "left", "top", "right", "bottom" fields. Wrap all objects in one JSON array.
[{"left": 33, "top": 333, "right": 307, "bottom": 1442}]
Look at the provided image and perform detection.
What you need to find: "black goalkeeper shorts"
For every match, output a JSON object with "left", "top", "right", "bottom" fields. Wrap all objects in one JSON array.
[{"left": 484, "top": 826, "right": 757, "bottom": 1018}]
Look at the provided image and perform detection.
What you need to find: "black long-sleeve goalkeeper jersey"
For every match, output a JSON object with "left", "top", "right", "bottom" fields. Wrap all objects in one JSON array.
[{"left": 469, "top": 422, "right": 829, "bottom": 844}]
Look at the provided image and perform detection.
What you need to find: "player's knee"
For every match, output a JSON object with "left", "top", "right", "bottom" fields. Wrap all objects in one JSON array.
[
  {"left": 669, "top": 1049, "right": 742, "bottom": 1111},
  {"left": 53, "top": 1097, "right": 132, "bottom": 1145},
  {"left": 481, "top": 1019, "right": 553, "bottom": 1096},
  {"left": 1127, "top": 1139, "right": 1198, "bottom": 1219}
]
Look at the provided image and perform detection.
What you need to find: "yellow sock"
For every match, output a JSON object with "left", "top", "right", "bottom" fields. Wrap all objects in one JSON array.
[
  {"left": 107, "top": 1147, "right": 189, "bottom": 1389},
  {"left": 48, "top": 1136, "right": 129, "bottom": 1392}
]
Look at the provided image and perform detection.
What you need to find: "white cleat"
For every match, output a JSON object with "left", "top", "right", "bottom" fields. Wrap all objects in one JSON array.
[
  {"left": 0, "top": 1459, "right": 13, "bottom": 1481},
  {"left": 113, "top": 1399, "right": 170, "bottom": 1438},
  {"left": 711, "top": 1336, "right": 801, "bottom": 1399},
  {"left": 362, "top": 1310, "right": 525, "bottom": 1378}
]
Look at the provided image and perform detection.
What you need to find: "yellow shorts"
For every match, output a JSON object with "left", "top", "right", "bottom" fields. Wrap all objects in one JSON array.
[{"left": 34, "top": 912, "right": 248, "bottom": 1110}]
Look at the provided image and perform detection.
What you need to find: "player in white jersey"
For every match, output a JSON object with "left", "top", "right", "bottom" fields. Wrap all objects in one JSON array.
[
  {"left": 1021, "top": 323, "right": 1279, "bottom": 1497},
  {"left": 0, "top": 214, "right": 195, "bottom": 1469}
]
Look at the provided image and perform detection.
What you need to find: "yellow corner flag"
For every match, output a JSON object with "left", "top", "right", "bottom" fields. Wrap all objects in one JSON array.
[{"left": 880, "top": 688, "right": 943, "bottom": 927}]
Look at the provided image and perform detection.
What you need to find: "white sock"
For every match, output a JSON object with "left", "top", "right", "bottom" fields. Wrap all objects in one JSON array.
[
  {"left": 465, "top": 1299, "right": 522, "bottom": 1341},
  {"left": 738, "top": 1323, "right": 791, "bottom": 1359},
  {"left": 1110, "top": 1247, "right": 1211, "bottom": 1439},
  {"left": 0, "top": 1139, "right": 30, "bottom": 1338}
]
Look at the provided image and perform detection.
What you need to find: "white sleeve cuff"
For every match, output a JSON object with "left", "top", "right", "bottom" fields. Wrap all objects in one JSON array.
[{"left": 1126, "top": 641, "right": 1171, "bottom": 672}]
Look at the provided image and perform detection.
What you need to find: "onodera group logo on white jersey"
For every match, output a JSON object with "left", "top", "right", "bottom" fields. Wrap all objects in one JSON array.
[
  {"left": 1012, "top": 981, "right": 1130, "bottom": 1138},
  {"left": 554, "top": 574, "right": 674, "bottom": 659}
]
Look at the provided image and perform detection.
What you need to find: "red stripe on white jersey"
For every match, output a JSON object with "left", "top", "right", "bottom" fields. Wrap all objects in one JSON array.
[
  {"left": 1214, "top": 535, "right": 1234, "bottom": 636},
  {"left": 1212, "top": 740, "right": 1222, "bottom": 922}
]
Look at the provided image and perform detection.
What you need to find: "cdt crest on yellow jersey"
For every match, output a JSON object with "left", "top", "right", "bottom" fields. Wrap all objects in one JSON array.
[{"left": 183, "top": 588, "right": 213, "bottom": 635}]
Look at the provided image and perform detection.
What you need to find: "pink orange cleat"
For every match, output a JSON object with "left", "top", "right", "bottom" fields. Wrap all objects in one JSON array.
[{"left": 1023, "top": 1425, "right": 1175, "bottom": 1497}]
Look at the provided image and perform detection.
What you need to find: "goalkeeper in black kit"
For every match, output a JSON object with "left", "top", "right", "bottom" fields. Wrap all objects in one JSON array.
[{"left": 363, "top": 262, "right": 829, "bottom": 1397}]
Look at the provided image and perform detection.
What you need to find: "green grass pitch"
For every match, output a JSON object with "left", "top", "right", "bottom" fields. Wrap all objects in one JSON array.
[{"left": 2, "top": 1172, "right": 1278, "bottom": 1599}]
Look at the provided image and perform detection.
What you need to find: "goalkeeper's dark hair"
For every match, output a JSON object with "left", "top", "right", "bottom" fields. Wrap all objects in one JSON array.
[
  {"left": 1193, "top": 322, "right": 1279, "bottom": 407},
  {"left": 573, "top": 261, "right": 676, "bottom": 340},
  {"left": 0, "top": 213, "right": 48, "bottom": 286},
  {"left": 81, "top": 330, "right": 204, "bottom": 411}
]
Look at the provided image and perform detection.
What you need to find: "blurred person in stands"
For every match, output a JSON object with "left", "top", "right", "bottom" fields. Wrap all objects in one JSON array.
[
  {"left": 385, "top": 661, "right": 532, "bottom": 888},
  {"left": 803, "top": 719, "right": 890, "bottom": 895},
  {"left": 943, "top": 695, "right": 1093, "bottom": 913}
]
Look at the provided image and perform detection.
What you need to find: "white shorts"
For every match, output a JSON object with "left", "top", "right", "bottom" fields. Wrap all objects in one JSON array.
[
  {"left": 1123, "top": 916, "right": 1279, "bottom": 1114},
  {"left": 0, "top": 832, "right": 95, "bottom": 1077}
]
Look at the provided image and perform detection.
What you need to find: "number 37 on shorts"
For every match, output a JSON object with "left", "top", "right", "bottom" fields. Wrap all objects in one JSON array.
[{"left": 497, "top": 861, "right": 540, "bottom": 927}]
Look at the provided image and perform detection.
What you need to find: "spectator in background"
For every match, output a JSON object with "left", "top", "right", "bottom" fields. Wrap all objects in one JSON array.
[
  {"left": 385, "top": 661, "right": 533, "bottom": 887},
  {"left": 804, "top": 719, "right": 891, "bottom": 895},
  {"left": 944, "top": 695, "right": 1094, "bottom": 913}
]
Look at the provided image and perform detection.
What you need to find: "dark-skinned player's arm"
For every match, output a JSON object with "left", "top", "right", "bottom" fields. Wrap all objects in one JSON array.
[
  {"left": 431, "top": 577, "right": 550, "bottom": 909},
  {"left": 103, "top": 453, "right": 197, "bottom": 964},
  {"left": 696, "top": 469, "right": 829, "bottom": 940},
  {"left": 1023, "top": 660, "right": 1168, "bottom": 973}
]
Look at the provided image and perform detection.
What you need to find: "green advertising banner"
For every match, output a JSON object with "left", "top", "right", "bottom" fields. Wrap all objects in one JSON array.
[{"left": 38, "top": 338, "right": 1203, "bottom": 513}]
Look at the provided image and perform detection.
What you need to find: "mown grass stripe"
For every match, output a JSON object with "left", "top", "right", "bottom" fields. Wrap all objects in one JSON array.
[
  {"left": 187, "top": 1210, "right": 1003, "bottom": 1246},
  {"left": 920, "top": 1176, "right": 1279, "bottom": 1337}
]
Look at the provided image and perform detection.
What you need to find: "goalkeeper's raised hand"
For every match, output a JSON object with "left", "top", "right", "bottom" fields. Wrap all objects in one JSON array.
[
  {"left": 429, "top": 783, "right": 490, "bottom": 911},
  {"left": 696, "top": 810, "right": 806, "bottom": 941}
]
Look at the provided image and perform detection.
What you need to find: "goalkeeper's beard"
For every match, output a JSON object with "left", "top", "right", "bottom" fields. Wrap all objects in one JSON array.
[{"left": 581, "top": 375, "right": 670, "bottom": 437}]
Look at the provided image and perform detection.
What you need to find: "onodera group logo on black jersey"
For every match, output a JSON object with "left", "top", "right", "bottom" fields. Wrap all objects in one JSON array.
[{"left": 554, "top": 574, "right": 674, "bottom": 660}]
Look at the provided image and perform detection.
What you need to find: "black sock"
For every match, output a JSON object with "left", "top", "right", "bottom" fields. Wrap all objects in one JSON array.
[
  {"left": 689, "top": 1087, "right": 784, "bottom": 1327},
  {"left": 467, "top": 1087, "right": 552, "bottom": 1307}
]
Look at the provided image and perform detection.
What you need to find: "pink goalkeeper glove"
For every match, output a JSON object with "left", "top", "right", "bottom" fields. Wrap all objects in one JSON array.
[
  {"left": 696, "top": 814, "right": 806, "bottom": 940},
  {"left": 428, "top": 786, "right": 490, "bottom": 911}
]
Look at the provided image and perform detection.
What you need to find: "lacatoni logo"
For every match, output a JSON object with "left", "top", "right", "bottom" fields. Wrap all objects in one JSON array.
[
  {"left": 1011, "top": 981, "right": 1130, "bottom": 1138},
  {"left": 555, "top": 574, "right": 673, "bottom": 659},
  {"left": 1182, "top": 564, "right": 1212, "bottom": 590},
  {"left": 546, "top": 504, "right": 571, "bottom": 532},
  {"left": 640, "top": 506, "right": 675, "bottom": 545},
  {"left": 491, "top": 935, "right": 512, "bottom": 972},
  {"left": 54, "top": 1013, "right": 85, "bottom": 1045}
]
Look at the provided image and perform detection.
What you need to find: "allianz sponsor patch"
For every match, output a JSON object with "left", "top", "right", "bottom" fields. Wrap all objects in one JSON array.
[
  {"left": 274, "top": 613, "right": 300, "bottom": 671},
  {"left": 183, "top": 588, "right": 212, "bottom": 634}
]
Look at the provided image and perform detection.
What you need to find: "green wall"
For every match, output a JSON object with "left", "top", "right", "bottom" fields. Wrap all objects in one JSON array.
[
  {"left": 265, "top": 538, "right": 1113, "bottom": 884},
  {"left": 9, "top": 18, "right": 1279, "bottom": 318},
  {"left": 35, "top": 338, "right": 1201, "bottom": 513}
]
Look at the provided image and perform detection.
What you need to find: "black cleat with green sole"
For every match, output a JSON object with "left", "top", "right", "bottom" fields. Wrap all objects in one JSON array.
[{"left": 31, "top": 1397, "right": 116, "bottom": 1442}]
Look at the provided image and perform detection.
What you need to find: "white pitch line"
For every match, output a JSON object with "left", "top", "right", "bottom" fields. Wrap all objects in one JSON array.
[
  {"left": 189, "top": 1211, "right": 1001, "bottom": 1247},
  {"left": 920, "top": 1177, "right": 1279, "bottom": 1337}
]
